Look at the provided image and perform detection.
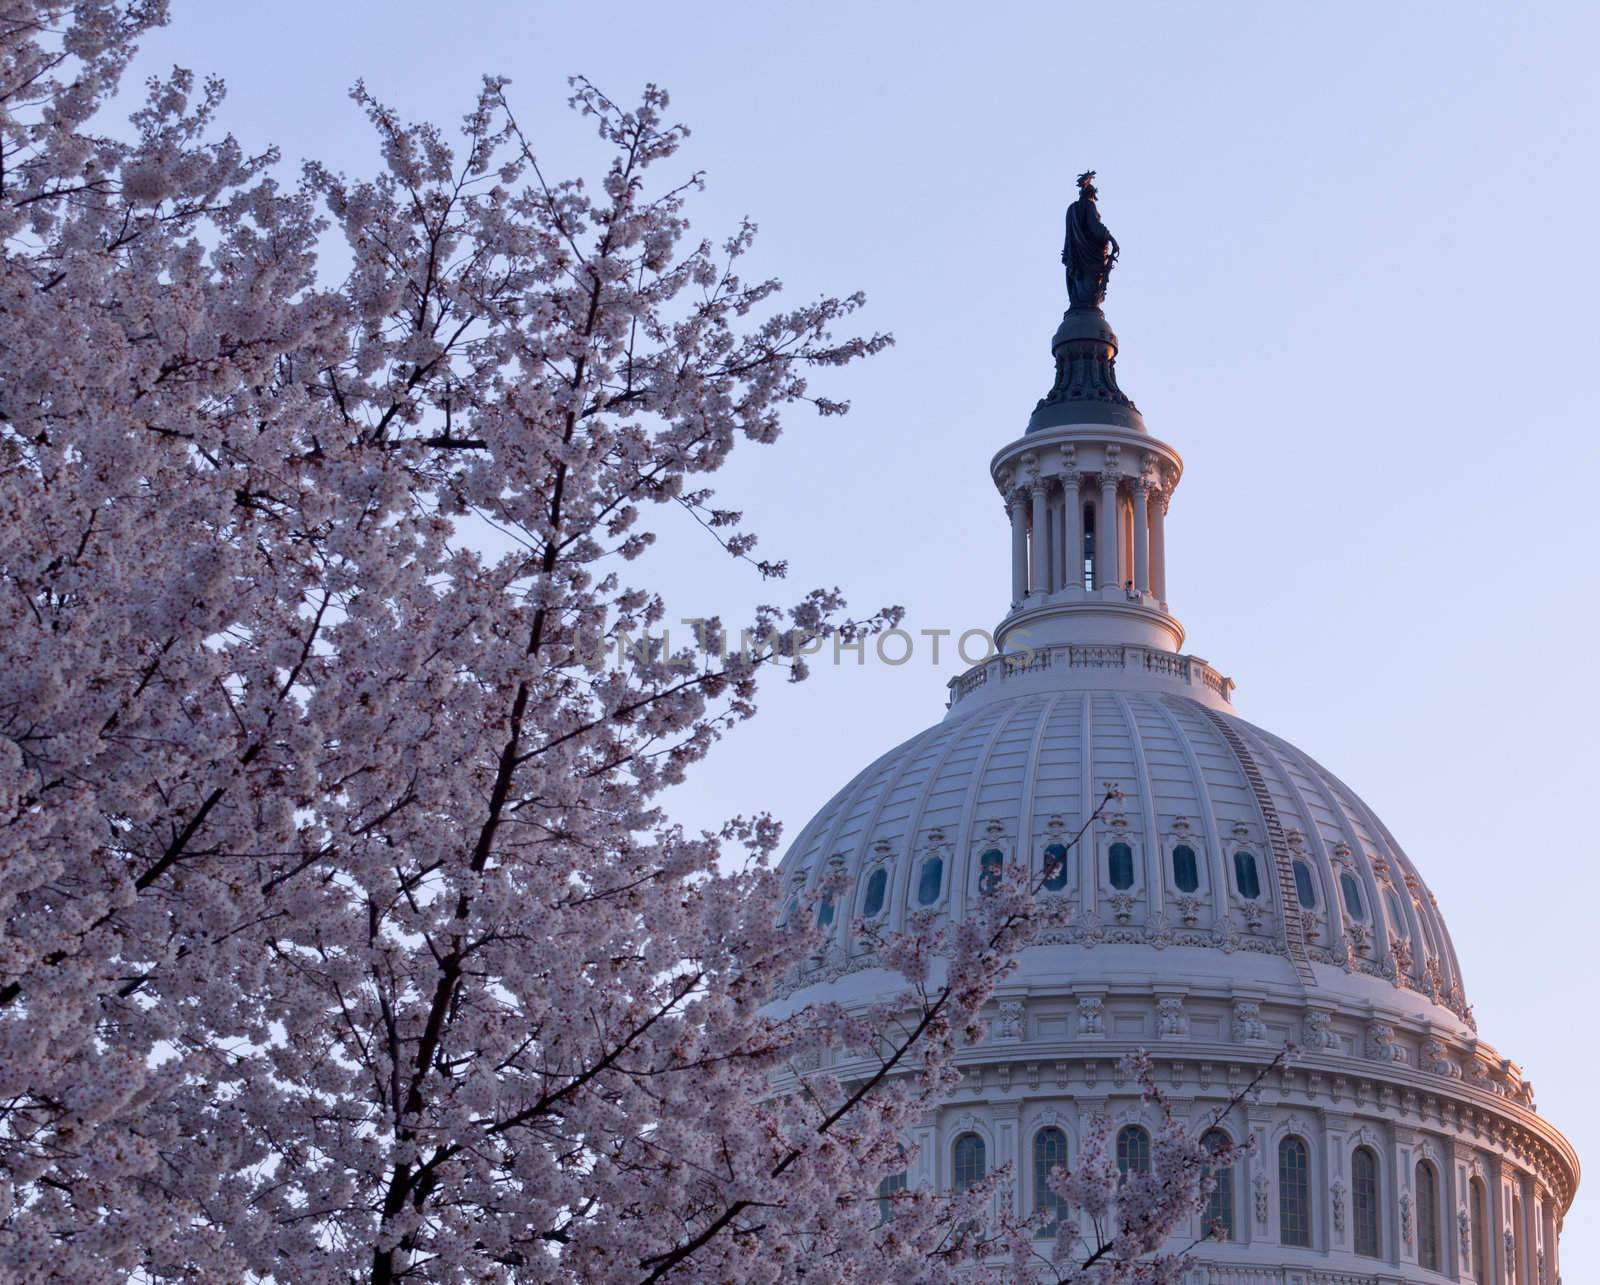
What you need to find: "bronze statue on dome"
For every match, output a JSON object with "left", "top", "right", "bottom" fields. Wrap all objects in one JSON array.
[{"left": 1063, "top": 170, "right": 1119, "bottom": 309}]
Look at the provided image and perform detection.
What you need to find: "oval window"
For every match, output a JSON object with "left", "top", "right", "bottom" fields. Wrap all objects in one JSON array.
[
  {"left": 978, "top": 848, "right": 1003, "bottom": 897},
  {"left": 1233, "top": 851, "right": 1261, "bottom": 900},
  {"left": 862, "top": 867, "right": 887, "bottom": 919},
  {"left": 917, "top": 855, "right": 944, "bottom": 906},
  {"left": 1042, "top": 842, "right": 1070, "bottom": 892},
  {"left": 1108, "top": 842, "right": 1134, "bottom": 890},
  {"left": 1341, "top": 872, "right": 1365, "bottom": 919},
  {"left": 1171, "top": 844, "right": 1199, "bottom": 893},
  {"left": 1293, "top": 860, "right": 1316, "bottom": 908}
]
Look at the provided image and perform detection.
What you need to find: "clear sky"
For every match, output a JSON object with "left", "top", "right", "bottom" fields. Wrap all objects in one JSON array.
[{"left": 131, "top": 0, "right": 1600, "bottom": 1267}]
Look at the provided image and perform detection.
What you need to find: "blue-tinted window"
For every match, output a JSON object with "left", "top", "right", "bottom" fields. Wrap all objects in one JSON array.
[
  {"left": 953, "top": 1132, "right": 986, "bottom": 1191},
  {"left": 1387, "top": 890, "right": 1407, "bottom": 934},
  {"left": 1033, "top": 1127, "right": 1066, "bottom": 1235},
  {"left": 1341, "top": 872, "right": 1365, "bottom": 919},
  {"left": 816, "top": 897, "right": 834, "bottom": 928},
  {"left": 1172, "top": 844, "right": 1199, "bottom": 893},
  {"left": 1233, "top": 851, "right": 1261, "bottom": 900},
  {"left": 1202, "top": 1129, "right": 1235, "bottom": 1240},
  {"left": 1108, "top": 842, "right": 1134, "bottom": 891},
  {"left": 1293, "top": 860, "right": 1316, "bottom": 908},
  {"left": 862, "top": 867, "right": 888, "bottom": 919},
  {"left": 1278, "top": 1136, "right": 1311, "bottom": 1246},
  {"left": 1116, "top": 1125, "right": 1150, "bottom": 1175},
  {"left": 978, "top": 847, "right": 1003, "bottom": 897},
  {"left": 917, "top": 856, "right": 944, "bottom": 906},
  {"left": 1042, "top": 842, "right": 1070, "bottom": 892}
]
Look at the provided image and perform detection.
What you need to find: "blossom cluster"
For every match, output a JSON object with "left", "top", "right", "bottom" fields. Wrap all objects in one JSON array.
[{"left": 0, "top": 6, "right": 1267, "bottom": 1281}]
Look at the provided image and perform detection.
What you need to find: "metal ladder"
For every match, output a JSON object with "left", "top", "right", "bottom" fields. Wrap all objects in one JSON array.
[{"left": 1193, "top": 701, "right": 1318, "bottom": 989}]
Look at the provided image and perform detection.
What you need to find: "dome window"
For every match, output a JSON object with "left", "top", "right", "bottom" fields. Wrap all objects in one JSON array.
[
  {"left": 1108, "top": 842, "right": 1135, "bottom": 891},
  {"left": 816, "top": 897, "right": 835, "bottom": 929},
  {"left": 952, "top": 1132, "right": 986, "bottom": 1191},
  {"left": 916, "top": 855, "right": 944, "bottom": 906},
  {"left": 1469, "top": 1177, "right": 1488, "bottom": 1274},
  {"left": 1201, "top": 1128, "right": 1235, "bottom": 1239},
  {"left": 978, "top": 848, "right": 1003, "bottom": 897},
  {"left": 1171, "top": 843, "right": 1199, "bottom": 893},
  {"left": 1416, "top": 1159, "right": 1440, "bottom": 1270},
  {"left": 1278, "top": 1136, "right": 1311, "bottom": 1247},
  {"left": 1292, "top": 860, "right": 1316, "bottom": 908},
  {"left": 1232, "top": 850, "right": 1262, "bottom": 900},
  {"left": 1340, "top": 872, "right": 1365, "bottom": 919},
  {"left": 862, "top": 867, "right": 888, "bottom": 919},
  {"left": 1032, "top": 1127, "right": 1067, "bottom": 1235},
  {"left": 1115, "top": 1125, "right": 1150, "bottom": 1175},
  {"left": 1352, "top": 1145, "right": 1380, "bottom": 1256},
  {"left": 1042, "top": 842, "right": 1070, "bottom": 892},
  {"left": 876, "top": 1167, "right": 906, "bottom": 1224},
  {"left": 1386, "top": 889, "right": 1407, "bottom": 935}
]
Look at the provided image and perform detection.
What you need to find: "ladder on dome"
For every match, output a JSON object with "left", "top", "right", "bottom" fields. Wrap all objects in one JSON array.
[{"left": 1194, "top": 703, "right": 1318, "bottom": 989}]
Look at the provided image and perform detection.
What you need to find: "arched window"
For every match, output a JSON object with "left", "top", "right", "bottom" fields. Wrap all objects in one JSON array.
[
  {"left": 1511, "top": 1196, "right": 1523, "bottom": 1283},
  {"left": 816, "top": 897, "right": 834, "bottom": 929},
  {"left": 1278, "top": 1136, "right": 1311, "bottom": 1247},
  {"left": 917, "top": 855, "right": 944, "bottom": 906},
  {"left": 1201, "top": 1129, "right": 1235, "bottom": 1240},
  {"left": 1108, "top": 842, "right": 1134, "bottom": 891},
  {"left": 1352, "top": 1145, "right": 1380, "bottom": 1256},
  {"left": 862, "top": 867, "right": 887, "bottom": 919},
  {"left": 1293, "top": 860, "right": 1317, "bottom": 908},
  {"left": 1233, "top": 850, "right": 1262, "bottom": 900},
  {"left": 1469, "top": 1176, "right": 1488, "bottom": 1275},
  {"left": 1341, "top": 871, "right": 1365, "bottom": 919},
  {"left": 1116, "top": 1125, "right": 1150, "bottom": 1175},
  {"left": 978, "top": 848, "right": 1003, "bottom": 897},
  {"left": 1042, "top": 842, "right": 1070, "bottom": 892},
  {"left": 1032, "top": 1127, "right": 1067, "bottom": 1235},
  {"left": 1416, "top": 1159, "right": 1440, "bottom": 1270},
  {"left": 1171, "top": 844, "right": 1199, "bottom": 893},
  {"left": 1387, "top": 889, "right": 1408, "bottom": 935},
  {"left": 953, "top": 1132, "right": 986, "bottom": 1192},
  {"left": 876, "top": 1167, "right": 907, "bottom": 1224}
]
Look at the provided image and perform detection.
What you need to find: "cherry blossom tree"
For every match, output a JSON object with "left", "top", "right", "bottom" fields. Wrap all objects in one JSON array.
[{"left": 0, "top": 4, "right": 1272, "bottom": 1281}]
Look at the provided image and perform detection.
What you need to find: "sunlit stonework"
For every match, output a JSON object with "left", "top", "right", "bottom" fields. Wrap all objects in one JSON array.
[{"left": 777, "top": 197, "right": 1577, "bottom": 1280}]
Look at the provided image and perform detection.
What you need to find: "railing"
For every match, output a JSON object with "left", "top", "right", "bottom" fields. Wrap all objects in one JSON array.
[{"left": 947, "top": 643, "right": 1233, "bottom": 708}]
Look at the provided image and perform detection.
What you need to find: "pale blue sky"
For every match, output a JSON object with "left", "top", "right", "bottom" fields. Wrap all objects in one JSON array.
[{"left": 132, "top": 0, "right": 1600, "bottom": 1265}]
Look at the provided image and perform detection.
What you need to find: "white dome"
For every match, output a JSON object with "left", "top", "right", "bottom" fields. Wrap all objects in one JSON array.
[{"left": 779, "top": 662, "right": 1473, "bottom": 1033}]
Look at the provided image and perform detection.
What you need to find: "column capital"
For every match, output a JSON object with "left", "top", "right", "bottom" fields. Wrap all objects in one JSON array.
[{"left": 1028, "top": 477, "right": 1050, "bottom": 498}]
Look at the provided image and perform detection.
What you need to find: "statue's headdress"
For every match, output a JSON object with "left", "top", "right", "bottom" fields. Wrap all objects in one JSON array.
[{"left": 1076, "top": 170, "right": 1097, "bottom": 192}]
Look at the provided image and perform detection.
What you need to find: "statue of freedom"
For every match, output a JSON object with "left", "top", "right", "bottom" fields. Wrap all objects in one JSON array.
[{"left": 1063, "top": 170, "right": 1120, "bottom": 309}]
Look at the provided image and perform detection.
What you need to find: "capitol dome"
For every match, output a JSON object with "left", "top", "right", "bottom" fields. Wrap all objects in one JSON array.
[{"left": 776, "top": 257, "right": 1576, "bottom": 1279}]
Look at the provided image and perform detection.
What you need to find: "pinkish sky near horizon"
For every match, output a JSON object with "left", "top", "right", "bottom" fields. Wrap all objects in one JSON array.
[{"left": 131, "top": 0, "right": 1600, "bottom": 1267}]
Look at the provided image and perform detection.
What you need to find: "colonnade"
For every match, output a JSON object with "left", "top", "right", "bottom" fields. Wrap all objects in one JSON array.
[{"left": 1007, "top": 472, "right": 1168, "bottom": 605}]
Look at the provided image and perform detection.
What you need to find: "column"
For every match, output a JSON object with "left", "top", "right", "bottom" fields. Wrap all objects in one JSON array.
[
  {"left": 1009, "top": 490, "right": 1028, "bottom": 604},
  {"left": 1097, "top": 473, "right": 1120, "bottom": 593},
  {"left": 1030, "top": 481, "right": 1049, "bottom": 597},
  {"left": 1062, "top": 473, "right": 1083, "bottom": 587},
  {"left": 1149, "top": 490, "right": 1167, "bottom": 606},
  {"left": 1132, "top": 480, "right": 1151, "bottom": 595}
]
